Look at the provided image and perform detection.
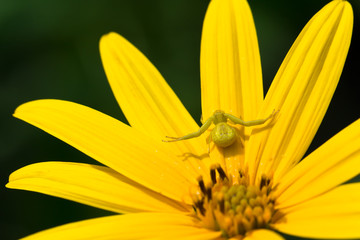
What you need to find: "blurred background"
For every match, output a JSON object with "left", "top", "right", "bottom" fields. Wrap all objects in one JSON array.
[{"left": 1, "top": 0, "right": 359, "bottom": 239}]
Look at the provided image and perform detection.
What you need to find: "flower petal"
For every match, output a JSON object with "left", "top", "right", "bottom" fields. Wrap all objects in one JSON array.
[
  {"left": 243, "top": 229, "right": 285, "bottom": 240},
  {"left": 7, "top": 162, "right": 189, "bottom": 214},
  {"left": 13, "top": 99, "right": 194, "bottom": 203},
  {"left": 21, "top": 213, "right": 221, "bottom": 240},
  {"left": 201, "top": 0, "right": 263, "bottom": 120},
  {"left": 100, "top": 32, "right": 210, "bottom": 176},
  {"left": 276, "top": 118, "right": 360, "bottom": 208},
  {"left": 247, "top": 0, "right": 353, "bottom": 184},
  {"left": 273, "top": 183, "right": 360, "bottom": 239},
  {"left": 200, "top": 0, "right": 263, "bottom": 177}
]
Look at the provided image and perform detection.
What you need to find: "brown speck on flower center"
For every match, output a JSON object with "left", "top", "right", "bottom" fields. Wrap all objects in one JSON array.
[{"left": 191, "top": 164, "right": 278, "bottom": 239}]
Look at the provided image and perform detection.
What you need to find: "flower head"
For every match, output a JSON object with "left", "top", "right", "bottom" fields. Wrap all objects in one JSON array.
[{"left": 7, "top": 0, "right": 359, "bottom": 239}]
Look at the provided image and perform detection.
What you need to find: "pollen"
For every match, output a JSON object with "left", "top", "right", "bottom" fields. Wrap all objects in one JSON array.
[{"left": 191, "top": 164, "right": 278, "bottom": 238}]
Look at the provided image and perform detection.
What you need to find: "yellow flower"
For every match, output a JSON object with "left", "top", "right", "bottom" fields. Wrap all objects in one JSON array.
[{"left": 7, "top": 0, "right": 359, "bottom": 239}]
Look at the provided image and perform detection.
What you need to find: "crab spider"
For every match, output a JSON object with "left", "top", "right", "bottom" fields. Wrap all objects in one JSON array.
[{"left": 164, "top": 110, "right": 278, "bottom": 148}]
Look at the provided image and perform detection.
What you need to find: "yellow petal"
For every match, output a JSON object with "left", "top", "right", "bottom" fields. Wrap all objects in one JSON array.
[
  {"left": 273, "top": 183, "right": 360, "bottom": 239},
  {"left": 200, "top": 0, "right": 263, "bottom": 177},
  {"left": 100, "top": 32, "right": 210, "bottom": 177},
  {"left": 246, "top": 0, "right": 353, "bottom": 184},
  {"left": 201, "top": 0, "right": 263, "bottom": 120},
  {"left": 13, "top": 99, "right": 194, "bottom": 203},
  {"left": 243, "top": 229, "right": 285, "bottom": 240},
  {"left": 7, "top": 162, "right": 189, "bottom": 214},
  {"left": 21, "top": 213, "right": 221, "bottom": 240},
  {"left": 276, "top": 118, "right": 360, "bottom": 208}
]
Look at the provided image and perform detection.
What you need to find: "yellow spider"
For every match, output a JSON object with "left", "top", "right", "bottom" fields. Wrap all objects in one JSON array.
[{"left": 164, "top": 110, "right": 277, "bottom": 148}]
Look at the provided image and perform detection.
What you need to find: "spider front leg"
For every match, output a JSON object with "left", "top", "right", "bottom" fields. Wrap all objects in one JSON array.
[
  {"left": 163, "top": 115, "right": 214, "bottom": 142},
  {"left": 224, "top": 110, "right": 278, "bottom": 127}
]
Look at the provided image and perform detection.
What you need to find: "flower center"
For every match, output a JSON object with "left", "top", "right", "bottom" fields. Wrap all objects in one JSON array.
[{"left": 191, "top": 164, "right": 277, "bottom": 238}]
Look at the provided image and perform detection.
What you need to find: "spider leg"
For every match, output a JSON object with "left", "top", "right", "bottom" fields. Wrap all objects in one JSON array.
[
  {"left": 163, "top": 115, "right": 214, "bottom": 142},
  {"left": 224, "top": 110, "right": 278, "bottom": 127}
]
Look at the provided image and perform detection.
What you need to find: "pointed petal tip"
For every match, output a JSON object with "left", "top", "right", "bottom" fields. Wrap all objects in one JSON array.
[
  {"left": 5, "top": 180, "right": 20, "bottom": 190},
  {"left": 13, "top": 99, "right": 67, "bottom": 120},
  {"left": 99, "top": 32, "right": 125, "bottom": 53},
  {"left": 100, "top": 31, "right": 119, "bottom": 42},
  {"left": 13, "top": 99, "right": 42, "bottom": 119}
]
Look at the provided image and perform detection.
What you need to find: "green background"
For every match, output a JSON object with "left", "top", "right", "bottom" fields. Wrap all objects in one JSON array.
[{"left": 1, "top": 0, "right": 359, "bottom": 239}]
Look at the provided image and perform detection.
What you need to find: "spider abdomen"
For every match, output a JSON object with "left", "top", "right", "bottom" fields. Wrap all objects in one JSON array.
[{"left": 211, "top": 122, "right": 237, "bottom": 148}]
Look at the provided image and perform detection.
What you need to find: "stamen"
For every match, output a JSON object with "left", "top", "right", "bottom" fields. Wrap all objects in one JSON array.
[
  {"left": 195, "top": 200, "right": 206, "bottom": 216},
  {"left": 217, "top": 192, "right": 225, "bottom": 213},
  {"left": 206, "top": 187, "right": 212, "bottom": 200},
  {"left": 260, "top": 175, "right": 271, "bottom": 189},
  {"left": 197, "top": 176, "right": 206, "bottom": 195},
  {"left": 192, "top": 169, "right": 279, "bottom": 238},
  {"left": 260, "top": 177, "right": 266, "bottom": 189},
  {"left": 210, "top": 167, "right": 217, "bottom": 184},
  {"left": 216, "top": 166, "right": 228, "bottom": 180}
]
